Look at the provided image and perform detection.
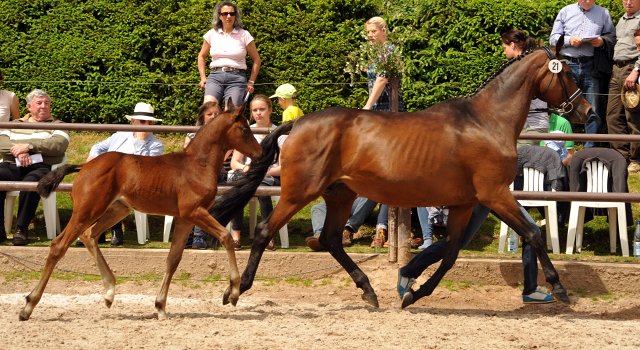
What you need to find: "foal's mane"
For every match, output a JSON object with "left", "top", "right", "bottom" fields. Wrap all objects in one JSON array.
[{"left": 465, "top": 47, "right": 543, "bottom": 98}]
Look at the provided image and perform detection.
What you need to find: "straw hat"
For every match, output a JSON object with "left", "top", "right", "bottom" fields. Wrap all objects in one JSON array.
[
  {"left": 125, "top": 102, "right": 163, "bottom": 121},
  {"left": 621, "top": 84, "right": 640, "bottom": 112}
]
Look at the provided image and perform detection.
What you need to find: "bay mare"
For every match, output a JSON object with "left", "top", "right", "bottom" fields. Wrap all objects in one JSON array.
[
  {"left": 213, "top": 40, "right": 591, "bottom": 307},
  {"left": 19, "top": 102, "right": 262, "bottom": 321}
]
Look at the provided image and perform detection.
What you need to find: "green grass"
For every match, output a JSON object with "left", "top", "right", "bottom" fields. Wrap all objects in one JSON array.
[{"left": 2, "top": 131, "right": 640, "bottom": 263}]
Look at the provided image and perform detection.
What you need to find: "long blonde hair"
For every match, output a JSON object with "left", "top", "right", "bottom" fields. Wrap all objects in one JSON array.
[{"left": 249, "top": 94, "right": 272, "bottom": 123}]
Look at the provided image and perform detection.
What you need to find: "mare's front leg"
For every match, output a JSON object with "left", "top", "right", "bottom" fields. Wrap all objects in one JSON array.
[
  {"left": 403, "top": 205, "right": 474, "bottom": 308},
  {"left": 318, "top": 188, "right": 379, "bottom": 307},
  {"left": 488, "top": 192, "right": 569, "bottom": 303},
  {"left": 155, "top": 218, "right": 194, "bottom": 320},
  {"left": 80, "top": 201, "right": 131, "bottom": 308}
]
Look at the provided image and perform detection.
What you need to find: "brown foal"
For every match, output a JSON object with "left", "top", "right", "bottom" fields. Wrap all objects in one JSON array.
[
  {"left": 19, "top": 101, "right": 261, "bottom": 321},
  {"left": 213, "top": 39, "right": 591, "bottom": 307}
]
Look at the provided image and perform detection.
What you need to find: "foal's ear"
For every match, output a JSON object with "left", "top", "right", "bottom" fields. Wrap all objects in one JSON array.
[{"left": 554, "top": 35, "right": 565, "bottom": 59}]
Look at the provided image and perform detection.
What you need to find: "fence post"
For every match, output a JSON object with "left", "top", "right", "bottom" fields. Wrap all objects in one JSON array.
[{"left": 388, "top": 206, "right": 398, "bottom": 263}]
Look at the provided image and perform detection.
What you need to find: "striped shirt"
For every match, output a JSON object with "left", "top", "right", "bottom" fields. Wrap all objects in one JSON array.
[{"left": 549, "top": 3, "right": 615, "bottom": 58}]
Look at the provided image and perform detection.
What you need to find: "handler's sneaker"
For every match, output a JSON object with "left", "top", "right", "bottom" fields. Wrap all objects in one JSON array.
[
  {"left": 192, "top": 236, "right": 207, "bottom": 250},
  {"left": 522, "top": 287, "right": 556, "bottom": 304},
  {"left": 397, "top": 270, "right": 415, "bottom": 299}
]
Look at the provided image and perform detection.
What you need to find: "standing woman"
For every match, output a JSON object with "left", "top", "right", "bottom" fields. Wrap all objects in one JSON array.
[
  {"left": 361, "top": 17, "right": 404, "bottom": 248},
  {"left": 0, "top": 69, "right": 20, "bottom": 122},
  {"left": 198, "top": 1, "right": 261, "bottom": 106},
  {"left": 501, "top": 30, "right": 549, "bottom": 147}
]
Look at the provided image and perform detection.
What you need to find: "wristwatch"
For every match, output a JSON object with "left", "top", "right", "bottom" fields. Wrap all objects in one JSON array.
[{"left": 27, "top": 143, "right": 33, "bottom": 150}]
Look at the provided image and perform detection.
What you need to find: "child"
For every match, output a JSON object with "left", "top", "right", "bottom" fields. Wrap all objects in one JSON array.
[{"left": 270, "top": 84, "right": 304, "bottom": 122}]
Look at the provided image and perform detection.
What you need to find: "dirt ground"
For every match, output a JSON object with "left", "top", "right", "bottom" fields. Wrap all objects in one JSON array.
[{"left": 1, "top": 249, "right": 640, "bottom": 350}]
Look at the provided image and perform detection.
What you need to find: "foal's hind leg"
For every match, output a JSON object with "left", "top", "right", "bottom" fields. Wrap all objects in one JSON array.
[
  {"left": 155, "top": 218, "right": 194, "bottom": 320},
  {"left": 19, "top": 215, "right": 101, "bottom": 320},
  {"left": 487, "top": 192, "right": 569, "bottom": 303},
  {"left": 405, "top": 205, "right": 474, "bottom": 308},
  {"left": 79, "top": 201, "right": 132, "bottom": 308}
]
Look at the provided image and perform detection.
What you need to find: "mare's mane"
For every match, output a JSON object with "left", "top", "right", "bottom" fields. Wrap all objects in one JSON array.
[{"left": 465, "top": 47, "right": 543, "bottom": 98}]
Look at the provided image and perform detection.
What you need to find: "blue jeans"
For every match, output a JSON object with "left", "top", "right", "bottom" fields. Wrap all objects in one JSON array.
[
  {"left": 416, "top": 207, "right": 434, "bottom": 242},
  {"left": 566, "top": 60, "right": 601, "bottom": 148},
  {"left": 400, "top": 202, "right": 540, "bottom": 295},
  {"left": 311, "top": 197, "right": 377, "bottom": 236},
  {"left": 377, "top": 204, "right": 389, "bottom": 229},
  {"left": 204, "top": 71, "right": 247, "bottom": 106}
]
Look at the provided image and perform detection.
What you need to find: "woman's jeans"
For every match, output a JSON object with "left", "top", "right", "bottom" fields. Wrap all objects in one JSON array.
[{"left": 400, "top": 202, "right": 541, "bottom": 295}]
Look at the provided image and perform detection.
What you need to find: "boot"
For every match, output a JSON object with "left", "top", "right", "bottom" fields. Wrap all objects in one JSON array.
[
  {"left": 110, "top": 227, "right": 124, "bottom": 246},
  {"left": 342, "top": 229, "right": 353, "bottom": 247},
  {"left": 12, "top": 225, "right": 28, "bottom": 246}
]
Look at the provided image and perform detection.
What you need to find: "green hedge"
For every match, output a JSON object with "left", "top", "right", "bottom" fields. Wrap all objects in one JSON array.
[{"left": 0, "top": 0, "right": 627, "bottom": 124}]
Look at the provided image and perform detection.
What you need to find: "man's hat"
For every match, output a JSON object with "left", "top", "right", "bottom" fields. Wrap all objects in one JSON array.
[
  {"left": 622, "top": 84, "right": 640, "bottom": 112},
  {"left": 125, "top": 102, "right": 163, "bottom": 121},
  {"left": 270, "top": 84, "right": 297, "bottom": 99}
]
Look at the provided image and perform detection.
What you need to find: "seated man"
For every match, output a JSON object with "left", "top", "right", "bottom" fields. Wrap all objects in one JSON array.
[
  {"left": 306, "top": 197, "right": 377, "bottom": 251},
  {"left": 76, "top": 102, "right": 164, "bottom": 246},
  {"left": 0, "top": 89, "right": 70, "bottom": 245}
]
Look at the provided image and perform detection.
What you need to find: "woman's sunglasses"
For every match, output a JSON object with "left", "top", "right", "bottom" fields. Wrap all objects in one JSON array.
[{"left": 220, "top": 12, "right": 236, "bottom": 16}]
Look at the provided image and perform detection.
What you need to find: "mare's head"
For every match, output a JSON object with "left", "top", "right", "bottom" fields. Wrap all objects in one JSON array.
[
  {"left": 533, "top": 36, "right": 591, "bottom": 124},
  {"left": 221, "top": 99, "right": 262, "bottom": 162}
]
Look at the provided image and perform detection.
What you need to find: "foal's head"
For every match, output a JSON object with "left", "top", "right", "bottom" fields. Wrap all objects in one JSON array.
[
  {"left": 533, "top": 36, "right": 592, "bottom": 125},
  {"left": 220, "top": 100, "right": 262, "bottom": 162}
]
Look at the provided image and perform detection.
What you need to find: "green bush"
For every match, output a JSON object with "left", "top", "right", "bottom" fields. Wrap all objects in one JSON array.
[{"left": 0, "top": 0, "right": 628, "bottom": 123}]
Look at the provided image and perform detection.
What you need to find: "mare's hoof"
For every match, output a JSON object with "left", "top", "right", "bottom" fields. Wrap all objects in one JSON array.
[
  {"left": 157, "top": 310, "right": 168, "bottom": 320},
  {"left": 361, "top": 292, "right": 379, "bottom": 308},
  {"left": 222, "top": 287, "right": 230, "bottom": 305},
  {"left": 230, "top": 297, "right": 238, "bottom": 307},
  {"left": 552, "top": 291, "right": 570, "bottom": 304},
  {"left": 401, "top": 289, "right": 414, "bottom": 309},
  {"left": 18, "top": 312, "right": 29, "bottom": 321},
  {"left": 105, "top": 299, "right": 113, "bottom": 308}
]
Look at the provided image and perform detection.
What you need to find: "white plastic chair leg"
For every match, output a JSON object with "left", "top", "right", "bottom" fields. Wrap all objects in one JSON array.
[
  {"left": 134, "top": 210, "right": 148, "bottom": 245},
  {"left": 616, "top": 204, "right": 629, "bottom": 257},
  {"left": 42, "top": 192, "right": 60, "bottom": 239},
  {"left": 546, "top": 205, "right": 560, "bottom": 254},
  {"left": 566, "top": 202, "right": 580, "bottom": 255},
  {"left": 498, "top": 221, "right": 508, "bottom": 253},
  {"left": 574, "top": 206, "right": 586, "bottom": 253},
  {"left": 4, "top": 191, "right": 18, "bottom": 233},
  {"left": 163, "top": 216, "right": 174, "bottom": 242},
  {"left": 608, "top": 208, "right": 618, "bottom": 254}
]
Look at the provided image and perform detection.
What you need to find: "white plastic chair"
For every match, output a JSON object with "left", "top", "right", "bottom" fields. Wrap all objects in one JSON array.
[
  {"left": 164, "top": 197, "right": 290, "bottom": 248},
  {"left": 4, "top": 154, "right": 67, "bottom": 239},
  {"left": 566, "top": 161, "right": 629, "bottom": 257},
  {"left": 499, "top": 167, "right": 560, "bottom": 254}
]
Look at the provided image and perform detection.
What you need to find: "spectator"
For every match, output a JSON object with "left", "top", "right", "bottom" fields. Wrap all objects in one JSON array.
[
  {"left": 76, "top": 102, "right": 164, "bottom": 247},
  {"left": 0, "top": 89, "right": 69, "bottom": 245},
  {"left": 229, "top": 94, "right": 284, "bottom": 251},
  {"left": 550, "top": 0, "right": 616, "bottom": 149},
  {"left": 0, "top": 69, "right": 19, "bottom": 122},
  {"left": 501, "top": 30, "right": 550, "bottom": 148},
  {"left": 270, "top": 84, "right": 304, "bottom": 122},
  {"left": 361, "top": 16, "right": 405, "bottom": 247},
  {"left": 606, "top": 0, "right": 640, "bottom": 172},
  {"left": 197, "top": 1, "right": 261, "bottom": 107},
  {"left": 306, "top": 197, "right": 378, "bottom": 251},
  {"left": 542, "top": 113, "right": 575, "bottom": 167}
]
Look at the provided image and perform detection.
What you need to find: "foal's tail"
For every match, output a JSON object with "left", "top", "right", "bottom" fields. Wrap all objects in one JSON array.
[
  {"left": 37, "top": 164, "right": 83, "bottom": 198},
  {"left": 211, "top": 121, "right": 295, "bottom": 226}
]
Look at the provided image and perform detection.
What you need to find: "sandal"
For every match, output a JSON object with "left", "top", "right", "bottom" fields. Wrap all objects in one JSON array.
[{"left": 234, "top": 239, "right": 241, "bottom": 251}]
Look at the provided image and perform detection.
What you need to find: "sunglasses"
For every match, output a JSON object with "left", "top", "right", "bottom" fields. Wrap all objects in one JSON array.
[
  {"left": 220, "top": 12, "right": 236, "bottom": 16},
  {"left": 134, "top": 119, "right": 153, "bottom": 124}
]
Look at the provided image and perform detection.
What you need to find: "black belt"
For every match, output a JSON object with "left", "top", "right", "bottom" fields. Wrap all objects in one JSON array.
[
  {"left": 211, "top": 67, "right": 246, "bottom": 73},
  {"left": 616, "top": 59, "right": 637, "bottom": 68},
  {"left": 565, "top": 56, "right": 593, "bottom": 63}
]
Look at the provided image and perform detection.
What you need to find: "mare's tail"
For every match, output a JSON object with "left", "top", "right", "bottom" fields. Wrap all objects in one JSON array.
[
  {"left": 37, "top": 164, "right": 83, "bottom": 198},
  {"left": 212, "top": 121, "right": 295, "bottom": 226}
]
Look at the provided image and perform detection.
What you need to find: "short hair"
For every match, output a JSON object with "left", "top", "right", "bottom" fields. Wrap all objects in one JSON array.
[
  {"left": 366, "top": 16, "right": 387, "bottom": 33},
  {"left": 249, "top": 94, "right": 272, "bottom": 123},
  {"left": 26, "top": 89, "right": 51, "bottom": 105},
  {"left": 212, "top": 1, "right": 243, "bottom": 31},
  {"left": 197, "top": 101, "right": 221, "bottom": 126}
]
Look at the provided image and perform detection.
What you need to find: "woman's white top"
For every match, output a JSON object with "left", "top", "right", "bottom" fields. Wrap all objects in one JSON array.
[
  {"left": 204, "top": 28, "right": 254, "bottom": 70},
  {"left": 245, "top": 123, "right": 286, "bottom": 169},
  {"left": 0, "top": 89, "right": 16, "bottom": 122}
]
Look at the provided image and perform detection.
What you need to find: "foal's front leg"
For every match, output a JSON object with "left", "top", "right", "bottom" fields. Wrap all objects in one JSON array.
[{"left": 155, "top": 218, "right": 193, "bottom": 320}]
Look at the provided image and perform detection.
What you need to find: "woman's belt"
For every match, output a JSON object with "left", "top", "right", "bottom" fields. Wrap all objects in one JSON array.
[{"left": 211, "top": 67, "right": 246, "bottom": 73}]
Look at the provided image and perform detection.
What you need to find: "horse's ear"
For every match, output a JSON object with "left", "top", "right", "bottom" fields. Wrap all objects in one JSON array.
[
  {"left": 554, "top": 35, "right": 564, "bottom": 59},
  {"left": 226, "top": 98, "right": 237, "bottom": 111}
]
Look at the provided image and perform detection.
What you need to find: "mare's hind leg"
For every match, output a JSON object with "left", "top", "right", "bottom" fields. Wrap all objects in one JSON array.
[
  {"left": 155, "top": 218, "right": 194, "bottom": 320},
  {"left": 485, "top": 190, "right": 569, "bottom": 303},
  {"left": 80, "top": 201, "right": 131, "bottom": 308},
  {"left": 19, "top": 211, "right": 108, "bottom": 320},
  {"left": 318, "top": 186, "right": 379, "bottom": 307},
  {"left": 405, "top": 205, "right": 474, "bottom": 308}
]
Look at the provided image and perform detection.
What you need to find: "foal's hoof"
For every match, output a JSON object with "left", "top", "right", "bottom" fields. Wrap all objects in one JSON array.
[
  {"left": 157, "top": 310, "right": 168, "bottom": 321},
  {"left": 104, "top": 299, "right": 113, "bottom": 308},
  {"left": 18, "top": 311, "right": 29, "bottom": 321},
  {"left": 222, "top": 287, "right": 230, "bottom": 305},
  {"left": 401, "top": 289, "right": 414, "bottom": 309},
  {"left": 361, "top": 292, "right": 379, "bottom": 308},
  {"left": 552, "top": 290, "right": 570, "bottom": 304}
]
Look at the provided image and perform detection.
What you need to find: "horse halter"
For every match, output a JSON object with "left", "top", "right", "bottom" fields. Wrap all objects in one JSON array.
[{"left": 535, "top": 46, "right": 583, "bottom": 115}]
